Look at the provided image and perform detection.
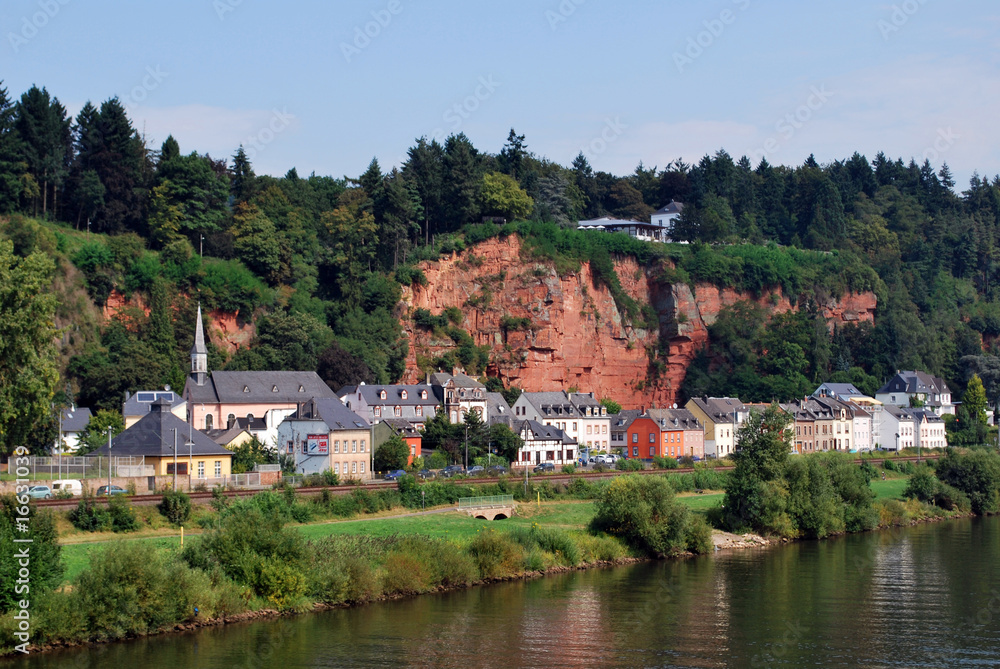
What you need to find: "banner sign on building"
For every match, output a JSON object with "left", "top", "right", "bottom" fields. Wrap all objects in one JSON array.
[{"left": 305, "top": 434, "right": 329, "bottom": 455}]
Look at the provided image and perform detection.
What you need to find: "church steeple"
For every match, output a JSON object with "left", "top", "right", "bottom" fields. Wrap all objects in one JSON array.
[{"left": 190, "top": 304, "right": 208, "bottom": 386}]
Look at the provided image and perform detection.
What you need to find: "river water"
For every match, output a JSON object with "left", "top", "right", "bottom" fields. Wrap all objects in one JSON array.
[{"left": 9, "top": 517, "right": 1000, "bottom": 668}]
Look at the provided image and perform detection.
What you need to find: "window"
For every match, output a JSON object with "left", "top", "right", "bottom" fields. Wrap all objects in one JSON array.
[
  {"left": 649, "top": 447, "right": 655, "bottom": 457},
  {"left": 214, "top": 461, "right": 221, "bottom": 477},
  {"left": 334, "top": 462, "right": 340, "bottom": 474},
  {"left": 205, "top": 414, "right": 213, "bottom": 430},
  {"left": 167, "top": 463, "right": 188, "bottom": 475},
  {"left": 421, "top": 390, "right": 427, "bottom": 399},
  {"left": 352, "top": 440, "right": 358, "bottom": 453},
  {"left": 374, "top": 407, "right": 382, "bottom": 418},
  {"left": 401, "top": 390, "right": 408, "bottom": 400},
  {"left": 546, "top": 451, "right": 555, "bottom": 461},
  {"left": 394, "top": 406, "right": 402, "bottom": 417},
  {"left": 602, "top": 425, "right": 607, "bottom": 434},
  {"left": 352, "top": 462, "right": 357, "bottom": 474},
  {"left": 632, "top": 433, "right": 638, "bottom": 443},
  {"left": 227, "top": 414, "right": 235, "bottom": 427},
  {"left": 566, "top": 449, "right": 573, "bottom": 460},
  {"left": 380, "top": 390, "right": 387, "bottom": 400},
  {"left": 586, "top": 425, "right": 592, "bottom": 435},
  {"left": 360, "top": 462, "right": 365, "bottom": 473},
  {"left": 197, "top": 461, "right": 205, "bottom": 478},
  {"left": 649, "top": 433, "right": 655, "bottom": 443},
  {"left": 416, "top": 405, "right": 423, "bottom": 417},
  {"left": 573, "top": 422, "right": 578, "bottom": 431},
  {"left": 334, "top": 440, "right": 340, "bottom": 453},
  {"left": 247, "top": 414, "right": 255, "bottom": 421},
  {"left": 360, "top": 440, "right": 366, "bottom": 452},
  {"left": 410, "top": 445, "right": 416, "bottom": 456},
  {"left": 632, "top": 446, "right": 638, "bottom": 457}
]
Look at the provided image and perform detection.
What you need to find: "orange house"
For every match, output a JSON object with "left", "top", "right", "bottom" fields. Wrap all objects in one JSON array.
[
  {"left": 626, "top": 410, "right": 705, "bottom": 460},
  {"left": 374, "top": 418, "right": 422, "bottom": 466}
]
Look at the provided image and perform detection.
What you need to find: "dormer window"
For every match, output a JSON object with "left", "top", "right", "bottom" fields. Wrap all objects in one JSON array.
[
  {"left": 421, "top": 390, "right": 427, "bottom": 399},
  {"left": 394, "top": 406, "right": 402, "bottom": 417},
  {"left": 272, "top": 385, "right": 278, "bottom": 393},
  {"left": 374, "top": 407, "right": 382, "bottom": 418},
  {"left": 380, "top": 390, "right": 387, "bottom": 400},
  {"left": 401, "top": 390, "right": 408, "bottom": 400},
  {"left": 298, "top": 385, "right": 304, "bottom": 392},
  {"left": 243, "top": 386, "right": 249, "bottom": 393}
]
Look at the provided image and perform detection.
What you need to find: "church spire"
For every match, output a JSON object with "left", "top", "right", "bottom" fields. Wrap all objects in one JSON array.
[{"left": 190, "top": 304, "right": 208, "bottom": 386}]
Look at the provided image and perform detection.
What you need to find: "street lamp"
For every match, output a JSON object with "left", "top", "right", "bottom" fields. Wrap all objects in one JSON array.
[{"left": 172, "top": 428, "right": 178, "bottom": 490}]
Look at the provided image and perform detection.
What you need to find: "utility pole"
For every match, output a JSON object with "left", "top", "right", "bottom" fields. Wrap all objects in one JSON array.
[
  {"left": 107, "top": 427, "right": 113, "bottom": 493},
  {"left": 173, "top": 428, "right": 178, "bottom": 490},
  {"left": 464, "top": 422, "right": 468, "bottom": 469}
]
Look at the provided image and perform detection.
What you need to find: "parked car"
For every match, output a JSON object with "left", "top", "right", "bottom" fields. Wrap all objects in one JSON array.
[
  {"left": 51, "top": 479, "right": 82, "bottom": 496},
  {"left": 486, "top": 465, "right": 508, "bottom": 476},
  {"left": 96, "top": 485, "right": 127, "bottom": 496},
  {"left": 466, "top": 466, "right": 485, "bottom": 477},
  {"left": 417, "top": 469, "right": 435, "bottom": 479},
  {"left": 595, "top": 455, "right": 614, "bottom": 465},
  {"left": 439, "top": 465, "right": 466, "bottom": 478},
  {"left": 383, "top": 469, "right": 407, "bottom": 481},
  {"left": 533, "top": 462, "right": 556, "bottom": 473},
  {"left": 27, "top": 485, "right": 52, "bottom": 500}
]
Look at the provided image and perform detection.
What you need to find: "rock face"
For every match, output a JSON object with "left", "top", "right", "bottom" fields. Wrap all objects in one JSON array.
[{"left": 401, "top": 236, "right": 877, "bottom": 409}]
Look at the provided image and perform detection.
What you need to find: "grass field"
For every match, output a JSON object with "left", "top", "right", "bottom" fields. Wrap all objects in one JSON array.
[{"left": 870, "top": 477, "right": 909, "bottom": 501}]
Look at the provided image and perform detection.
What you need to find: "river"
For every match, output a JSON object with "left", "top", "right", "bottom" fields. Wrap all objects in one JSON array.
[{"left": 8, "top": 517, "right": 1000, "bottom": 668}]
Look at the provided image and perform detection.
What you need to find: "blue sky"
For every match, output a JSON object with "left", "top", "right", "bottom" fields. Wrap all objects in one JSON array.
[{"left": 3, "top": 0, "right": 998, "bottom": 187}]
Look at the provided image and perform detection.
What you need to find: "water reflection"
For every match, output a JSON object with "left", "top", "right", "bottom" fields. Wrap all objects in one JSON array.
[{"left": 7, "top": 518, "right": 1000, "bottom": 668}]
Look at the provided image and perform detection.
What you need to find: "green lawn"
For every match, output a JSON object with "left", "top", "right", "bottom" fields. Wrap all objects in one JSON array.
[
  {"left": 61, "top": 537, "right": 182, "bottom": 583},
  {"left": 870, "top": 477, "right": 909, "bottom": 501}
]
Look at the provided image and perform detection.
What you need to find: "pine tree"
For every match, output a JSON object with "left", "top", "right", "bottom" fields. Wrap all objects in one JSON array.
[
  {"left": 229, "top": 145, "right": 256, "bottom": 204},
  {"left": 13, "top": 86, "right": 71, "bottom": 217},
  {"left": 0, "top": 82, "right": 25, "bottom": 213}
]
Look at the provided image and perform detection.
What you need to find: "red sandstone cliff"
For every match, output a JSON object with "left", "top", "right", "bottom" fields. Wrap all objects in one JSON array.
[{"left": 400, "top": 236, "right": 877, "bottom": 409}]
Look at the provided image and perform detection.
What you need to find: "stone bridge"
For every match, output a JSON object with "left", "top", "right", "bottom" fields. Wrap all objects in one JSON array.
[{"left": 458, "top": 494, "right": 516, "bottom": 520}]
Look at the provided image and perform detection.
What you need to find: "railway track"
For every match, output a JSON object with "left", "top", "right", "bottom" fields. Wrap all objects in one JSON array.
[{"left": 30, "top": 454, "right": 937, "bottom": 510}]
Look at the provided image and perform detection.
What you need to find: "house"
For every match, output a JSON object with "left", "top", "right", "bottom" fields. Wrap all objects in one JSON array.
[
  {"left": 781, "top": 401, "right": 817, "bottom": 454},
  {"left": 911, "top": 408, "right": 946, "bottom": 450},
  {"left": 183, "top": 306, "right": 337, "bottom": 447},
  {"left": 123, "top": 390, "right": 186, "bottom": 428},
  {"left": 577, "top": 217, "right": 670, "bottom": 243},
  {"left": 275, "top": 398, "right": 372, "bottom": 479},
  {"left": 650, "top": 200, "right": 685, "bottom": 239},
  {"left": 373, "top": 418, "right": 422, "bottom": 466},
  {"left": 685, "top": 397, "right": 747, "bottom": 458},
  {"left": 203, "top": 422, "right": 255, "bottom": 450},
  {"left": 813, "top": 382, "right": 868, "bottom": 403},
  {"left": 610, "top": 409, "right": 643, "bottom": 452},
  {"left": 485, "top": 392, "right": 514, "bottom": 428},
  {"left": 647, "top": 408, "right": 705, "bottom": 459},
  {"left": 339, "top": 384, "right": 439, "bottom": 426},
  {"left": 88, "top": 397, "right": 233, "bottom": 479},
  {"left": 848, "top": 403, "right": 874, "bottom": 452},
  {"left": 806, "top": 396, "right": 856, "bottom": 452},
  {"left": 511, "top": 391, "right": 611, "bottom": 452},
  {"left": 880, "top": 405, "right": 917, "bottom": 451},
  {"left": 876, "top": 371, "right": 955, "bottom": 416},
  {"left": 427, "top": 371, "right": 488, "bottom": 423},
  {"left": 513, "top": 420, "right": 577, "bottom": 468},
  {"left": 56, "top": 406, "right": 92, "bottom": 454}
]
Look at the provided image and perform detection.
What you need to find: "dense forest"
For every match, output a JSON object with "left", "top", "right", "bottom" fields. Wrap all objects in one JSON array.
[{"left": 3, "top": 78, "right": 1000, "bottom": 454}]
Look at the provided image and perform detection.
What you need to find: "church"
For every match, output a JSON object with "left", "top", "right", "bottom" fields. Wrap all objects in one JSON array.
[{"left": 182, "top": 306, "right": 338, "bottom": 448}]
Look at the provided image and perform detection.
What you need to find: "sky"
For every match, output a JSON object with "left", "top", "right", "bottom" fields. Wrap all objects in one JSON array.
[{"left": 3, "top": 0, "right": 999, "bottom": 188}]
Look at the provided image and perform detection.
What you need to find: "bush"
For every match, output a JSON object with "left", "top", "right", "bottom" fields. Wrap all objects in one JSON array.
[
  {"left": 107, "top": 495, "right": 140, "bottom": 533},
  {"left": 561, "top": 464, "right": 576, "bottom": 474},
  {"left": 616, "top": 458, "right": 644, "bottom": 471},
  {"left": 653, "top": 456, "right": 679, "bottom": 470},
  {"left": 467, "top": 529, "right": 523, "bottom": 579},
  {"left": 158, "top": 489, "right": 192, "bottom": 525},
  {"left": 69, "top": 496, "right": 111, "bottom": 532}
]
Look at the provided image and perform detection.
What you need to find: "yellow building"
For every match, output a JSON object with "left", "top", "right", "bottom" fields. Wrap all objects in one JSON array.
[{"left": 89, "top": 397, "right": 233, "bottom": 480}]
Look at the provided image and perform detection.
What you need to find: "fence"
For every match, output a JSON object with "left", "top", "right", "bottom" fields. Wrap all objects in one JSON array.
[
  {"left": 458, "top": 495, "right": 514, "bottom": 510},
  {"left": 15, "top": 456, "right": 154, "bottom": 480},
  {"left": 190, "top": 473, "right": 263, "bottom": 490}
]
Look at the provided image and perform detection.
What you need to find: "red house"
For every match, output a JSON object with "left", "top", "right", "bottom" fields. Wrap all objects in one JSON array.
[
  {"left": 374, "top": 418, "right": 422, "bottom": 466},
  {"left": 624, "top": 409, "right": 705, "bottom": 460}
]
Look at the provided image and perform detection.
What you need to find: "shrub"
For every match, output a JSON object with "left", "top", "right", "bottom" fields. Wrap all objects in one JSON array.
[
  {"left": 381, "top": 552, "right": 430, "bottom": 596},
  {"left": 158, "top": 489, "right": 192, "bottom": 525},
  {"left": 69, "top": 496, "right": 111, "bottom": 532},
  {"left": 653, "top": 456, "right": 679, "bottom": 470},
  {"left": 322, "top": 469, "right": 340, "bottom": 486},
  {"left": 903, "top": 470, "right": 939, "bottom": 503},
  {"left": 467, "top": 529, "right": 523, "bottom": 579},
  {"left": 561, "top": 464, "right": 576, "bottom": 474},
  {"left": 107, "top": 495, "right": 140, "bottom": 533},
  {"left": 616, "top": 458, "right": 644, "bottom": 471}
]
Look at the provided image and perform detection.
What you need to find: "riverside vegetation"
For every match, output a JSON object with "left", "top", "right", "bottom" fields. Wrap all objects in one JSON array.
[{"left": 6, "top": 430, "right": 1000, "bottom": 655}]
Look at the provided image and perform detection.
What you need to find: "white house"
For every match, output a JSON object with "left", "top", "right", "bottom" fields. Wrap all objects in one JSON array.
[
  {"left": 876, "top": 371, "right": 955, "bottom": 416},
  {"left": 514, "top": 420, "right": 577, "bottom": 468},
  {"left": 511, "top": 391, "right": 610, "bottom": 452},
  {"left": 912, "top": 409, "right": 947, "bottom": 450},
  {"left": 56, "top": 406, "right": 92, "bottom": 454},
  {"left": 650, "top": 200, "right": 684, "bottom": 239},
  {"left": 880, "top": 405, "right": 917, "bottom": 451}
]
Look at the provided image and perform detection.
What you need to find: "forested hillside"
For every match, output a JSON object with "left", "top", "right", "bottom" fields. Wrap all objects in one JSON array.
[{"left": 2, "top": 78, "right": 1000, "bottom": 454}]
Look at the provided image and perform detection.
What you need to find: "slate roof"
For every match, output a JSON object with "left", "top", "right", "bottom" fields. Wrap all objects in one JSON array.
[
  {"left": 381, "top": 418, "right": 421, "bottom": 438},
  {"left": 123, "top": 390, "right": 185, "bottom": 419},
  {"left": 646, "top": 408, "right": 703, "bottom": 431},
  {"left": 883, "top": 404, "right": 917, "bottom": 421},
  {"left": 204, "top": 424, "right": 252, "bottom": 446},
  {"left": 89, "top": 398, "right": 232, "bottom": 458},
  {"left": 688, "top": 397, "right": 747, "bottom": 423},
  {"left": 186, "top": 371, "right": 335, "bottom": 404},
  {"left": 428, "top": 372, "right": 485, "bottom": 389},
  {"left": 877, "top": 371, "right": 951, "bottom": 398},
  {"left": 611, "top": 409, "right": 644, "bottom": 432},
  {"left": 911, "top": 408, "right": 944, "bottom": 423},
  {"left": 486, "top": 392, "right": 513, "bottom": 426},
  {"left": 292, "top": 398, "right": 371, "bottom": 431},
  {"left": 350, "top": 385, "right": 438, "bottom": 406},
  {"left": 60, "top": 407, "right": 92, "bottom": 432},
  {"left": 654, "top": 200, "right": 685, "bottom": 216},
  {"left": 814, "top": 382, "right": 867, "bottom": 399},
  {"left": 519, "top": 391, "right": 589, "bottom": 418},
  {"left": 516, "top": 420, "right": 577, "bottom": 445}
]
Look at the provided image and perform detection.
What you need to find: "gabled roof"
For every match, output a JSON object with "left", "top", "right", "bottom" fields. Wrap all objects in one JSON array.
[
  {"left": 611, "top": 409, "right": 644, "bottom": 432},
  {"left": 186, "top": 371, "right": 335, "bottom": 404},
  {"left": 60, "top": 407, "right": 93, "bottom": 432},
  {"left": 381, "top": 418, "right": 421, "bottom": 438},
  {"left": 883, "top": 404, "right": 917, "bottom": 421},
  {"left": 428, "top": 372, "right": 485, "bottom": 390},
  {"left": 89, "top": 398, "right": 231, "bottom": 458},
  {"left": 814, "top": 382, "right": 866, "bottom": 399},
  {"left": 519, "top": 391, "right": 583, "bottom": 417},
  {"left": 877, "top": 371, "right": 951, "bottom": 397},
  {"left": 516, "top": 420, "right": 577, "bottom": 445},
  {"left": 292, "top": 398, "right": 371, "bottom": 431},
  {"left": 204, "top": 424, "right": 252, "bottom": 446},
  {"left": 910, "top": 408, "right": 944, "bottom": 423},
  {"left": 646, "top": 408, "right": 703, "bottom": 431},
  {"left": 688, "top": 397, "right": 747, "bottom": 422},
  {"left": 123, "top": 390, "right": 185, "bottom": 418},
  {"left": 653, "top": 200, "right": 685, "bottom": 216},
  {"left": 352, "top": 384, "right": 438, "bottom": 406}
]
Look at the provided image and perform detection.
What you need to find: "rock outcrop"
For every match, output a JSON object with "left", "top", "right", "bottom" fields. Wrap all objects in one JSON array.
[{"left": 401, "top": 236, "right": 877, "bottom": 409}]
